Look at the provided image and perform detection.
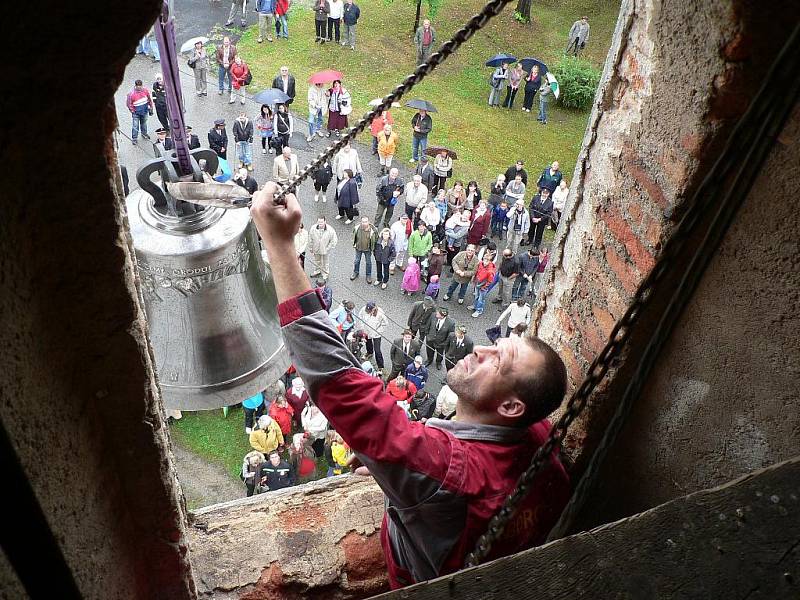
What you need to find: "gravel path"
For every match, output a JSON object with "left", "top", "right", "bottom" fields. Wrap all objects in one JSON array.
[{"left": 172, "top": 441, "right": 244, "bottom": 509}]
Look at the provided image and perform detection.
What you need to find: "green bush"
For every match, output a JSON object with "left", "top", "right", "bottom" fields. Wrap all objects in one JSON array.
[{"left": 552, "top": 56, "right": 601, "bottom": 111}]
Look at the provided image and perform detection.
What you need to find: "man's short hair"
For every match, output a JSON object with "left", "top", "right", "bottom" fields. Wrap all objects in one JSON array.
[
  {"left": 517, "top": 337, "right": 567, "bottom": 426},
  {"left": 403, "top": 328, "right": 413, "bottom": 336},
  {"left": 268, "top": 450, "right": 281, "bottom": 458},
  {"left": 134, "top": 79, "right": 143, "bottom": 86}
]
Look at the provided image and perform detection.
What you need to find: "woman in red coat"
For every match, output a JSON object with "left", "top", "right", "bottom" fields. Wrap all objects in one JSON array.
[
  {"left": 229, "top": 56, "right": 250, "bottom": 105},
  {"left": 466, "top": 200, "right": 491, "bottom": 245}
]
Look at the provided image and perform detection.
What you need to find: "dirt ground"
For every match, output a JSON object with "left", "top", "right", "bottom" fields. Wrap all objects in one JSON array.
[{"left": 171, "top": 441, "right": 244, "bottom": 510}]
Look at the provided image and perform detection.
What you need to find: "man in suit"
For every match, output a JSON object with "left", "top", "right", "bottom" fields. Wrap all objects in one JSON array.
[
  {"left": 208, "top": 119, "right": 228, "bottom": 159},
  {"left": 388, "top": 329, "right": 422, "bottom": 381},
  {"left": 416, "top": 156, "right": 436, "bottom": 191},
  {"left": 407, "top": 296, "right": 436, "bottom": 342},
  {"left": 185, "top": 126, "right": 201, "bottom": 150},
  {"left": 445, "top": 325, "right": 474, "bottom": 371},
  {"left": 528, "top": 187, "right": 553, "bottom": 249},
  {"left": 273, "top": 145, "right": 300, "bottom": 185},
  {"left": 425, "top": 307, "right": 455, "bottom": 370},
  {"left": 272, "top": 66, "right": 297, "bottom": 105}
]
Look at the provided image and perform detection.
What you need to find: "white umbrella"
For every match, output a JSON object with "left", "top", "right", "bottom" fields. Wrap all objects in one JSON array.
[
  {"left": 180, "top": 36, "right": 209, "bottom": 53},
  {"left": 546, "top": 72, "right": 560, "bottom": 99},
  {"left": 368, "top": 98, "right": 401, "bottom": 108}
]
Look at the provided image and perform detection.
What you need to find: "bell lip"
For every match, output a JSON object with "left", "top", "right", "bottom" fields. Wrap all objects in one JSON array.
[{"left": 159, "top": 345, "right": 291, "bottom": 411}]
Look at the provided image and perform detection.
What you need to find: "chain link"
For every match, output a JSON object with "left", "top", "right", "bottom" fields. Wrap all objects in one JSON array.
[{"left": 274, "top": 0, "right": 515, "bottom": 203}]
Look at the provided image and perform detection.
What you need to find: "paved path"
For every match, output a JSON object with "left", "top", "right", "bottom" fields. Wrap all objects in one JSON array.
[{"left": 172, "top": 441, "right": 244, "bottom": 509}]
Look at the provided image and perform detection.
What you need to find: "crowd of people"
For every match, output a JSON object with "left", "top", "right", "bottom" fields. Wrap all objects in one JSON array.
[{"left": 126, "top": 7, "right": 591, "bottom": 502}]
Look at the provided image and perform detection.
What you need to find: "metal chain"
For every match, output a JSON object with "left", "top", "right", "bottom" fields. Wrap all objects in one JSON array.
[
  {"left": 465, "top": 21, "right": 800, "bottom": 568},
  {"left": 274, "top": 0, "right": 515, "bottom": 203}
]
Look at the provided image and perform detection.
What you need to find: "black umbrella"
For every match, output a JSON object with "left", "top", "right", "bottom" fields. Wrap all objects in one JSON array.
[
  {"left": 405, "top": 98, "right": 438, "bottom": 113},
  {"left": 519, "top": 57, "right": 549, "bottom": 75},
  {"left": 252, "top": 88, "right": 291, "bottom": 106},
  {"left": 485, "top": 53, "right": 517, "bottom": 68}
]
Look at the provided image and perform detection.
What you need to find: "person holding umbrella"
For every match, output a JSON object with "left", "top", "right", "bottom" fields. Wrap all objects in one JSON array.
[
  {"left": 522, "top": 64, "right": 541, "bottom": 114},
  {"left": 272, "top": 66, "right": 296, "bottom": 105},
  {"left": 488, "top": 62, "right": 510, "bottom": 107},
  {"left": 255, "top": 104, "right": 275, "bottom": 154},
  {"left": 503, "top": 63, "right": 525, "bottom": 109},
  {"left": 326, "top": 79, "right": 352, "bottom": 137},
  {"left": 189, "top": 40, "right": 209, "bottom": 97},
  {"left": 410, "top": 106, "right": 433, "bottom": 163}
]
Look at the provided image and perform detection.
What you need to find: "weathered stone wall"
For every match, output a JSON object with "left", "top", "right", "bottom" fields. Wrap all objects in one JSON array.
[
  {"left": 0, "top": 1, "right": 196, "bottom": 598},
  {"left": 188, "top": 476, "right": 387, "bottom": 599},
  {"left": 533, "top": 0, "right": 800, "bottom": 526}
]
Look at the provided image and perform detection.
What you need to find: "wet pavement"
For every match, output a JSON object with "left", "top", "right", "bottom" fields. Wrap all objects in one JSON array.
[{"left": 115, "top": 3, "right": 509, "bottom": 397}]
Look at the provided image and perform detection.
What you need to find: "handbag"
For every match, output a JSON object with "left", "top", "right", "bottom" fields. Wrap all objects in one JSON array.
[
  {"left": 352, "top": 206, "right": 360, "bottom": 216},
  {"left": 446, "top": 168, "right": 453, "bottom": 177},
  {"left": 244, "top": 70, "right": 253, "bottom": 85},
  {"left": 187, "top": 58, "right": 197, "bottom": 69}
]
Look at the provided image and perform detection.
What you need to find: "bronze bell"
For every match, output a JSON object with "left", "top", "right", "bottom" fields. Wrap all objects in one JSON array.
[{"left": 124, "top": 189, "right": 290, "bottom": 411}]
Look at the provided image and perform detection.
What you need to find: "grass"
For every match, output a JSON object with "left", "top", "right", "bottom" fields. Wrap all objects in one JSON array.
[{"left": 232, "top": 0, "right": 620, "bottom": 186}]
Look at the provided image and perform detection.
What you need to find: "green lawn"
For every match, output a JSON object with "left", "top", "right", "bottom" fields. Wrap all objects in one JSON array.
[{"left": 232, "top": 0, "right": 620, "bottom": 186}]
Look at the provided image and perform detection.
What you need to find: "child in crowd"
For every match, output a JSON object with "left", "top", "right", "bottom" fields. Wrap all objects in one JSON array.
[
  {"left": 426, "top": 245, "right": 445, "bottom": 284},
  {"left": 401, "top": 256, "right": 421, "bottom": 296},
  {"left": 325, "top": 432, "right": 351, "bottom": 476},
  {"left": 425, "top": 274, "right": 440, "bottom": 299},
  {"left": 491, "top": 201, "right": 510, "bottom": 238}
]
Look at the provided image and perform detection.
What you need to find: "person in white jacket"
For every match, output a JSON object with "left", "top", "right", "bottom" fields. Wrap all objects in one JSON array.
[
  {"left": 332, "top": 141, "right": 363, "bottom": 183},
  {"left": 307, "top": 82, "right": 328, "bottom": 142},
  {"left": 308, "top": 216, "right": 338, "bottom": 280},
  {"left": 551, "top": 179, "right": 569, "bottom": 228},
  {"left": 496, "top": 298, "right": 531, "bottom": 336},
  {"left": 301, "top": 401, "right": 329, "bottom": 456},
  {"left": 356, "top": 301, "right": 389, "bottom": 371},
  {"left": 566, "top": 16, "right": 590, "bottom": 56},
  {"left": 390, "top": 214, "right": 410, "bottom": 274},
  {"left": 434, "top": 384, "right": 458, "bottom": 419}
]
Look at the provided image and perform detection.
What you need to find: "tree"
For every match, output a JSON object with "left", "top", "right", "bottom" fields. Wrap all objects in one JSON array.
[
  {"left": 514, "top": 0, "right": 532, "bottom": 24},
  {"left": 386, "top": 0, "right": 444, "bottom": 36}
]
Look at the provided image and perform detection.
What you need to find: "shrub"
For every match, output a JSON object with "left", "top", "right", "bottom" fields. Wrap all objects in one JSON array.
[{"left": 552, "top": 56, "right": 601, "bottom": 111}]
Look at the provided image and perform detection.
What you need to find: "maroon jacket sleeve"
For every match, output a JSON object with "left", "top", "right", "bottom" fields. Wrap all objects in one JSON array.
[{"left": 279, "top": 290, "right": 453, "bottom": 507}]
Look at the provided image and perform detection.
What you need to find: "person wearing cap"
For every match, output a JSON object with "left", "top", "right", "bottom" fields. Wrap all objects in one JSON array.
[
  {"left": 504, "top": 160, "right": 528, "bottom": 186},
  {"left": 408, "top": 389, "right": 436, "bottom": 422},
  {"left": 152, "top": 74, "right": 170, "bottom": 131},
  {"left": 444, "top": 244, "right": 479, "bottom": 304},
  {"left": 285, "top": 376, "right": 310, "bottom": 420},
  {"left": 329, "top": 300, "right": 356, "bottom": 336},
  {"left": 208, "top": 119, "right": 228, "bottom": 159},
  {"left": 154, "top": 127, "right": 174, "bottom": 152},
  {"left": 528, "top": 187, "right": 553, "bottom": 248},
  {"left": 444, "top": 325, "right": 474, "bottom": 371},
  {"left": 404, "top": 355, "right": 429, "bottom": 390},
  {"left": 233, "top": 167, "right": 258, "bottom": 195},
  {"left": 389, "top": 329, "right": 421, "bottom": 381},
  {"left": 407, "top": 296, "right": 436, "bottom": 342},
  {"left": 424, "top": 307, "right": 454, "bottom": 369},
  {"left": 357, "top": 301, "right": 388, "bottom": 370},
  {"left": 185, "top": 126, "right": 201, "bottom": 150},
  {"left": 249, "top": 183, "right": 570, "bottom": 587},
  {"left": 249, "top": 414, "right": 285, "bottom": 455},
  {"left": 506, "top": 199, "right": 530, "bottom": 254},
  {"left": 125, "top": 79, "right": 154, "bottom": 145}
]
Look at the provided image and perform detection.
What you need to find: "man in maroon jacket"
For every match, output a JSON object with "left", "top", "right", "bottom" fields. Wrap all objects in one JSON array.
[{"left": 251, "top": 182, "right": 570, "bottom": 589}]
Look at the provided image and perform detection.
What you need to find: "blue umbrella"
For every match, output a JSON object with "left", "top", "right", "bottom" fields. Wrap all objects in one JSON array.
[
  {"left": 519, "top": 57, "right": 549, "bottom": 75},
  {"left": 252, "top": 88, "right": 291, "bottom": 106},
  {"left": 485, "top": 53, "right": 517, "bottom": 68}
]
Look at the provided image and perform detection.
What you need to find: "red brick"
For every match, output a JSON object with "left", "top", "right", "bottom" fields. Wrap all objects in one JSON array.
[
  {"left": 599, "top": 204, "right": 656, "bottom": 275},
  {"left": 559, "top": 343, "right": 584, "bottom": 388},
  {"left": 605, "top": 245, "right": 639, "bottom": 295},
  {"left": 593, "top": 305, "right": 617, "bottom": 337},
  {"left": 579, "top": 318, "right": 606, "bottom": 365},
  {"left": 556, "top": 307, "right": 574, "bottom": 337},
  {"left": 722, "top": 31, "right": 752, "bottom": 62},
  {"left": 622, "top": 146, "right": 669, "bottom": 209},
  {"left": 339, "top": 531, "right": 386, "bottom": 584}
]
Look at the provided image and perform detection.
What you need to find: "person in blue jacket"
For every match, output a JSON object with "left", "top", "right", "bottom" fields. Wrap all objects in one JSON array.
[
  {"left": 243, "top": 390, "right": 265, "bottom": 434},
  {"left": 404, "top": 355, "right": 429, "bottom": 390}
]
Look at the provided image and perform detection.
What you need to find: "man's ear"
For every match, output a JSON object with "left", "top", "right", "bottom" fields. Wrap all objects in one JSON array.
[{"left": 496, "top": 396, "right": 526, "bottom": 420}]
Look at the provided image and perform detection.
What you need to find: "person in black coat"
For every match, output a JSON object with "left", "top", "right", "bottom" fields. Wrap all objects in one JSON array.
[
  {"left": 208, "top": 119, "right": 228, "bottom": 159},
  {"left": 522, "top": 67, "right": 542, "bottom": 113},
  {"left": 152, "top": 75, "right": 170, "bottom": 130},
  {"left": 185, "top": 126, "right": 201, "bottom": 150},
  {"left": 259, "top": 451, "right": 294, "bottom": 490},
  {"left": 444, "top": 325, "right": 474, "bottom": 371},
  {"left": 416, "top": 157, "right": 436, "bottom": 191},
  {"left": 233, "top": 167, "right": 258, "bottom": 194},
  {"left": 528, "top": 188, "right": 553, "bottom": 248},
  {"left": 154, "top": 127, "right": 174, "bottom": 152},
  {"left": 312, "top": 160, "right": 334, "bottom": 202},
  {"left": 424, "top": 307, "right": 455, "bottom": 369},
  {"left": 504, "top": 160, "right": 528, "bottom": 186},
  {"left": 407, "top": 296, "right": 436, "bottom": 341},
  {"left": 336, "top": 169, "right": 360, "bottom": 222},
  {"left": 272, "top": 67, "right": 297, "bottom": 105},
  {"left": 409, "top": 389, "right": 436, "bottom": 421},
  {"left": 388, "top": 329, "right": 422, "bottom": 381}
]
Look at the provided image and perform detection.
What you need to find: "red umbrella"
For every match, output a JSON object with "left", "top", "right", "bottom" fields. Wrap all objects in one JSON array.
[{"left": 309, "top": 69, "right": 344, "bottom": 84}]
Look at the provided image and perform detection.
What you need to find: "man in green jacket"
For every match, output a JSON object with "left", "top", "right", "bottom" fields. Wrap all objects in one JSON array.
[
  {"left": 444, "top": 244, "right": 478, "bottom": 304},
  {"left": 352, "top": 216, "right": 378, "bottom": 283},
  {"left": 407, "top": 222, "right": 433, "bottom": 263}
]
